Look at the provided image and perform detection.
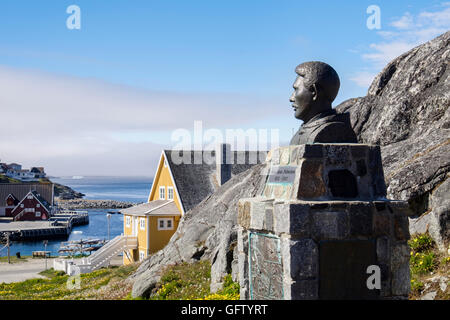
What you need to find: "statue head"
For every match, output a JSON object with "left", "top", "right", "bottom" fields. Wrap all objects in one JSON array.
[{"left": 290, "top": 61, "right": 340, "bottom": 122}]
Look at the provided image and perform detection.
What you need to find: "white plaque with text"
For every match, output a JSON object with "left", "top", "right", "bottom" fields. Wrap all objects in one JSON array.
[{"left": 267, "top": 165, "right": 297, "bottom": 185}]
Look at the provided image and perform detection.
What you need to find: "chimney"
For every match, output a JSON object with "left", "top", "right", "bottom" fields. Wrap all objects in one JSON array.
[{"left": 216, "top": 143, "right": 231, "bottom": 186}]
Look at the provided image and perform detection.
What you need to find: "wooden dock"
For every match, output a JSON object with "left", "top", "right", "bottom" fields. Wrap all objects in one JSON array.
[
  {"left": 0, "top": 211, "right": 89, "bottom": 241},
  {"left": 58, "top": 238, "right": 107, "bottom": 256}
]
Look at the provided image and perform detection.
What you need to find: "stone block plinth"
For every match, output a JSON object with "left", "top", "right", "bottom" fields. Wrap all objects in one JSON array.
[{"left": 238, "top": 144, "right": 412, "bottom": 300}]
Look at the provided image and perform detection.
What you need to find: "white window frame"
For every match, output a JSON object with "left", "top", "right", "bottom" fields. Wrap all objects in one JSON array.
[
  {"left": 140, "top": 217, "right": 146, "bottom": 230},
  {"left": 139, "top": 250, "right": 145, "bottom": 261},
  {"left": 20, "top": 204, "right": 24, "bottom": 208},
  {"left": 36, "top": 203, "right": 40, "bottom": 208},
  {"left": 159, "top": 186, "right": 165, "bottom": 200},
  {"left": 125, "top": 216, "right": 131, "bottom": 228},
  {"left": 35, "top": 211, "right": 41, "bottom": 217},
  {"left": 167, "top": 187, "right": 174, "bottom": 200},
  {"left": 157, "top": 218, "right": 174, "bottom": 231}
]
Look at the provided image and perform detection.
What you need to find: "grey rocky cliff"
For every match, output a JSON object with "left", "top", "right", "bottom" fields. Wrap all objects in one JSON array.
[
  {"left": 336, "top": 31, "right": 449, "bottom": 251},
  {"left": 130, "top": 163, "right": 267, "bottom": 298},
  {"left": 130, "top": 32, "right": 449, "bottom": 298}
]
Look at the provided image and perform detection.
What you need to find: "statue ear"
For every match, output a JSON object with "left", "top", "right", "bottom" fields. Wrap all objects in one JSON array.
[{"left": 312, "top": 83, "right": 319, "bottom": 101}]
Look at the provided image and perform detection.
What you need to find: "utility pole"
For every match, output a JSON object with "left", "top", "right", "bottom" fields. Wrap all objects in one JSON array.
[
  {"left": 6, "top": 232, "right": 10, "bottom": 264},
  {"left": 43, "top": 240, "right": 48, "bottom": 270},
  {"left": 107, "top": 214, "right": 111, "bottom": 241}
]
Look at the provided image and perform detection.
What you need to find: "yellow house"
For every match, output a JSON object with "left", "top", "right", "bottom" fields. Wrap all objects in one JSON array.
[
  {"left": 121, "top": 200, "right": 181, "bottom": 264},
  {"left": 120, "top": 146, "right": 267, "bottom": 265}
]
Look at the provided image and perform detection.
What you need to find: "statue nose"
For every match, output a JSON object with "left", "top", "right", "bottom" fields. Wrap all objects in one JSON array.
[{"left": 289, "top": 93, "right": 295, "bottom": 102}]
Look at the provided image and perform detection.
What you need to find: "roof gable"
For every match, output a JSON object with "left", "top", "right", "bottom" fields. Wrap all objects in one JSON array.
[
  {"left": 6, "top": 193, "right": 17, "bottom": 201},
  {"left": 163, "top": 149, "right": 267, "bottom": 213},
  {"left": 120, "top": 200, "right": 180, "bottom": 216},
  {"left": 148, "top": 151, "right": 185, "bottom": 215},
  {"left": 11, "top": 190, "right": 50, "bottom": 213},
  {"left": 0, "top": 183, "right": 53, "bottom": 207}
]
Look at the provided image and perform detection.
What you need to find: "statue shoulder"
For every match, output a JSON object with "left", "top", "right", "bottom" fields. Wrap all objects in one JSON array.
[{"left": 312, "top": 121, "right": 358, "bottom": 143}]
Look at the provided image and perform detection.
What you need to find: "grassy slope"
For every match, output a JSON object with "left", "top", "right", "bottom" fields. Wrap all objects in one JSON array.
[
  {"left": 0, "top": 260, "right": 239, "bottom": 300},
  {"left": 0, "top": 174, "right": 84, "bottom": 199},
  {"left": 0, "top": 264, "right": 139, "bottom": 300},
  {"left": 0, "top": 175, "right": 22, "bottom": 183},
  {"left": 0, "top": 256, "right": 31, "bottom": 263},
  {"left": 3, "top": 235, "right": 445, "bottom": 300},
  {"left": 141, "top": 260, "right": 240, "bottom": 300},
  {"left": 409, "top": 233, "right": 450, "bottom": 300}
]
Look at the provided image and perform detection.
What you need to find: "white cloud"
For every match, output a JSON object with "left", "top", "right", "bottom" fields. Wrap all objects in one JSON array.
[
  {"left": 362, "top": 42, "right": 415, "bottom": 68},
  {"left": 0, "top": 66, "right": 279, "bottom": 176},
  {"left": 351, "top": 3, "right": 450, "bottom": 88},
  {"left": 390, "top": 12, "right": 414, "bottom": 29},
  {"left": 349, "top": 71, "right": 377, "bottom": 88}
]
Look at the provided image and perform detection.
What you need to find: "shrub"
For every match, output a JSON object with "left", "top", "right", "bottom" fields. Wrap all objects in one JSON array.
[
  {"left": 408, "top": 234, "right": 438, "bottom": 275},
  {"left": 200, "top": 274, "right": 240, "bottom": 300},
  {"left": 408, "top": 234, "right": 434, "bottom": 252}
]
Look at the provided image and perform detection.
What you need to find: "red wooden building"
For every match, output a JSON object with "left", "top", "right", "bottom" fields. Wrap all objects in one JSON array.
[
  {"left": 0, "top": 184, "right": 54, "bottom": 220},
  {"left": 7, "top": 190, "right": 51, "bottom": 221}
]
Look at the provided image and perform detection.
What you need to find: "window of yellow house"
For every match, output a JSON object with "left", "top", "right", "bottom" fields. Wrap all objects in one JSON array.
[
  {"left": 167, "top": 187, "right": 174, "bottom": 200},
  {"left": 159, "top": 186, "right": 165, "bottom": 200},
  {"left": 140, "top": 217, "right": 146, "bottom": 230},
  {"left": 157, "top": 218, "right": 174, "bottom": 231},
  {"left": 125, "top": 216, "right": 131, "bottom": 227},
  {"left": 139, "top": 250, "right": 145, "bottom": 261}
]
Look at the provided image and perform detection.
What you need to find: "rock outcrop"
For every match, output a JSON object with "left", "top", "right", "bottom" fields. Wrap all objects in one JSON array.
[
  {"left": 53, "top": 182, "right": 85, "bottom": 200},
  {"left": 130, "top": 31, "right": 449, "bottom": 297},
  {"left": 336, "top": 31, "right": 449, "bottom": 251},
  {"left": 130, "top": 163, "right": 267, "bottom": 297}
]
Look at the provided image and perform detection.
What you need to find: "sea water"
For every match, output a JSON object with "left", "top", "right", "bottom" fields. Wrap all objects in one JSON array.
[
  {"left": 0, "top": 176, "right": 153, "bottom": 257},
  {"left": 52, "top": 176, "right": 153, "bottom": 203}
]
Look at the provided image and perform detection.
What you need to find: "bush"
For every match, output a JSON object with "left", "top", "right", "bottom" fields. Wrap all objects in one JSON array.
[
  {"left": 151, "top": 261, "right": 240, "bottom": 300},
  {"left": 408, "top": 234, "right": 434, "bottom": 252},
  {"left": 408, "top": 234, "right": 438, "bottom": 275},
  {"left": 200, "top": 274, "right": 240, "bottom": 300},
  {"left": 151, "top": 261, "right": 211, "bottom": 300},
  {"left": 410, "top": 251, "right": 438, "bottom": 274}
]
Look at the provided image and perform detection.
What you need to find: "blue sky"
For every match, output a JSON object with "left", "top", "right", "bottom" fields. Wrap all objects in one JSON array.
[{"left": 0, "top": 1, "right": 448, "bottom": 176}]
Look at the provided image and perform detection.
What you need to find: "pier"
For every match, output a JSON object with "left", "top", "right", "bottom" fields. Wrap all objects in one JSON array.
[{"left": 0, "top": 211, "right": 89, "bottom": 241}]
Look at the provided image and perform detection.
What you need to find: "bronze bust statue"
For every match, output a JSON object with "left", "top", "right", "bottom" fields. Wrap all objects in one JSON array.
[{"left": 289, "top": 61, "right": 357, "bottom": 145}]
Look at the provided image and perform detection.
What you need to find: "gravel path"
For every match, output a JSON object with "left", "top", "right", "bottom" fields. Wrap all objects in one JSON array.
[
  {"left": 0, "top": 258, "right": 60, "bottom": 283},
  {"left": 0, "top": 256, "right": 123, "bottom": 284}
]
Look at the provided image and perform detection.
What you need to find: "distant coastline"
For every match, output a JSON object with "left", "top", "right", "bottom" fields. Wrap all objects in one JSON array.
[
  {"left": 51, "top": 176, "right": 152, "bottom": 204},
  {"left": 0, "top": 175, "right": 146, "bottom": 209},
  {"left": 53, "top": 182, "right": 85, "bottom": 199}
]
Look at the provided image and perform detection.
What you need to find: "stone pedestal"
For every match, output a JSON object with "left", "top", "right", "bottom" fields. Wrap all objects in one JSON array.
[{"left": 238, "top": 144, "right": 412, "bottom": 300}]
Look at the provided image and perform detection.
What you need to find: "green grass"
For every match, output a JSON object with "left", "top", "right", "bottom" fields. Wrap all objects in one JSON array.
[
  {"left": 149, "top": 260, "right": 239, "bottom": 300},
  {"left": 38, "top": 268, "right": 66, "bottom": 278},
  {"left": 0, "top": 175, "right": 21, "bottom": 183},
  {"left": 0, "top": 264, "right": 139, "bottom": 300},
  {"left": 0, "top": 256, "right": 31, "bottom": 263},
  {"left": 408, "top": 233, "right": 449, "bottom": 300},
  {"left": 409, "top": 234, "right": 439, "bottom": 276},
  {"left": 201, "top": 274, "right": 240, "bottom": 300}
]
